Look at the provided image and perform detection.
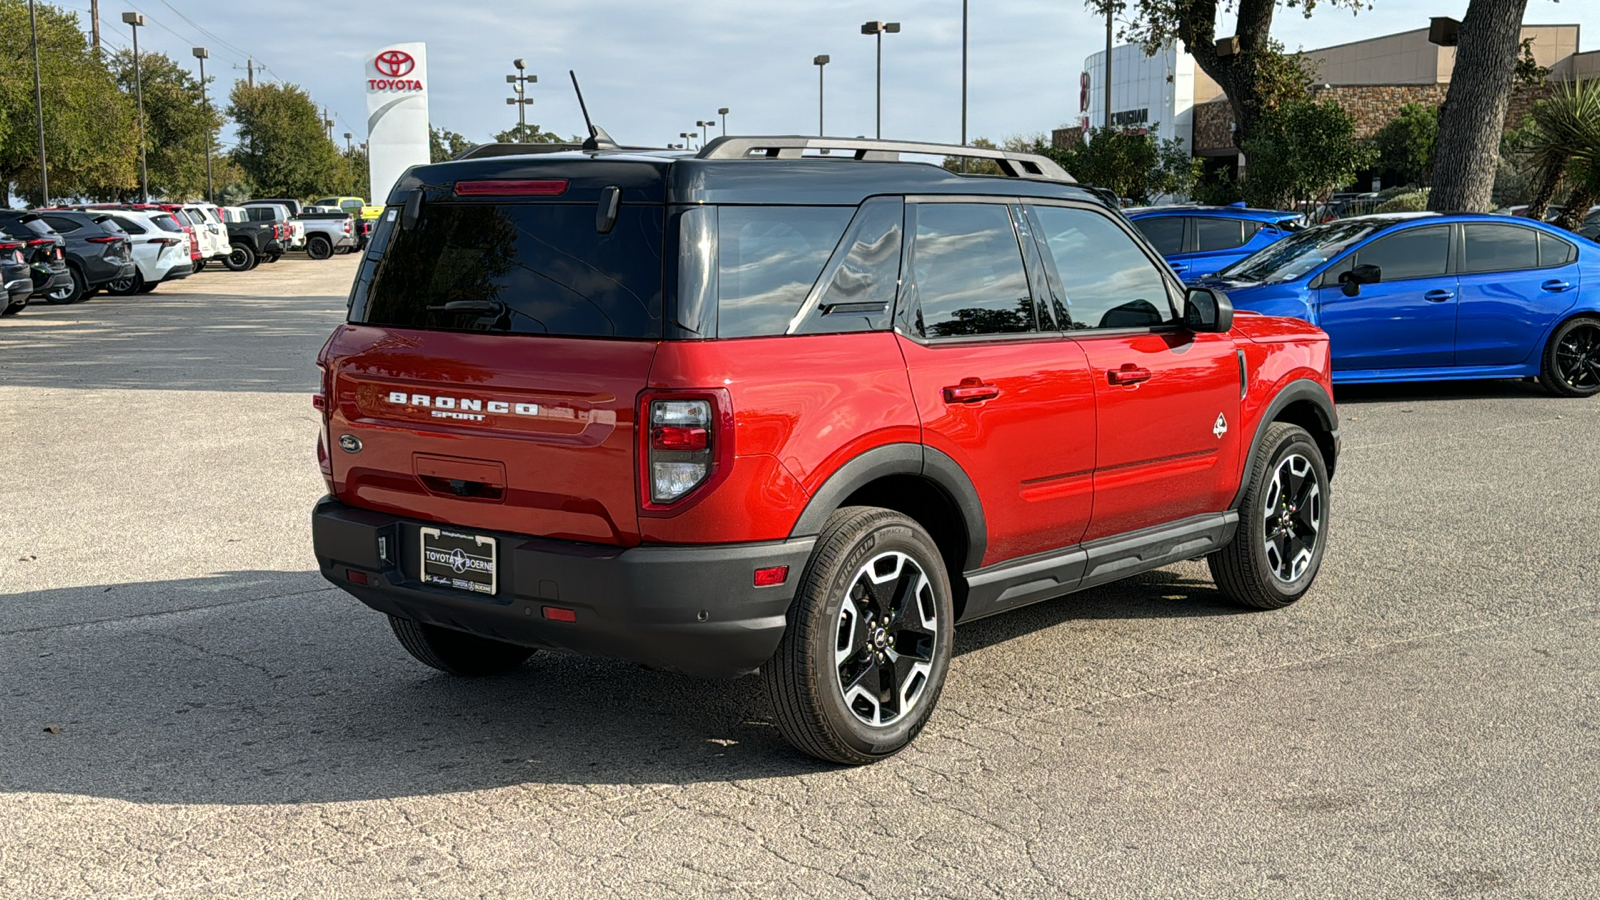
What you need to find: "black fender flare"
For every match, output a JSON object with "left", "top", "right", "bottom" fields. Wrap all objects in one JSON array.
[
  {"left": 788, "top": 442, "right": 988, "bottom": 571},
  {"left": 1231, "top": 377, "right": 1340, "bottom": 509}
]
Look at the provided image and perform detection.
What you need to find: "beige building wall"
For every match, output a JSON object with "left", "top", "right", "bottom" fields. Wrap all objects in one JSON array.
[
  {"left": 1551, "top": 49, "right": 1600, "bottom": 81},
  {"left": 1194, "top": 69, "right": 1224, "bottom": 104},
  {"left": 1300, "top": 24, "right": 1580, "bottom": 86}
]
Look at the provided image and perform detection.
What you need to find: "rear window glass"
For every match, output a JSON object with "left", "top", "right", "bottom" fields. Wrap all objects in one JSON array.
[
  {"left": 43, "top": 216, "right": 83, "bottom": 234},
  {"left": 1538, "top": 232, "right": 1576, "bottom": 267},
  {"left": 1194, "top": 217, "right": 1246, "bottom": 252},
  {"left": 1462, "top": 224, "right": 1539, "bottom": 273},
  {"left": 354, "top": 203, "right": 664, "bottom": 338},
  {"left": 1133, "top": 216, "right": 1183, "bottom": 256},
  {"left": 152, "top": 215, "right": 183, "bottom": 233},
  {"left": 716, "top": 206, "right": 852, "bottom": 337}
]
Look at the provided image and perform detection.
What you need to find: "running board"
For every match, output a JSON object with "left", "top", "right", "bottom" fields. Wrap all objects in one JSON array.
[{"left": 958, "top": 512, "right": 1238, "bottom": 623}]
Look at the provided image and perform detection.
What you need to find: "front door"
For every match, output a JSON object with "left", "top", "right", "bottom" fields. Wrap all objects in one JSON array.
[
  {"left": 898, "top": 201, "right": 1097, "bottom": 567},
  {"left": 1024, "top": 203, "right": 1242, "bottom": 542},
  {"left": 1314, "top": 223, "right": 1456, "bottom": 371}
]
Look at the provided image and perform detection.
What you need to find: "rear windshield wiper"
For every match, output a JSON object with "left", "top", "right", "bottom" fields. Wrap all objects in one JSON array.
[{"left": 427, "top": 300, "right": 505, "bottom": 315}]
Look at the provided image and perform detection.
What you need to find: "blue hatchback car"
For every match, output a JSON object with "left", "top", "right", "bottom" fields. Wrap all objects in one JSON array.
[
  {"left": 1127, "top": 205, "right": 1305, "bottom": 280},
  {"left": 1200, "top": 212, "right": 1600, "bottom": 396}
]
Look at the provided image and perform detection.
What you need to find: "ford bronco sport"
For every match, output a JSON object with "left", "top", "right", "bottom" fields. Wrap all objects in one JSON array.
[{"left": 312, "top": 136, "right": 1339, "bottom": 764}]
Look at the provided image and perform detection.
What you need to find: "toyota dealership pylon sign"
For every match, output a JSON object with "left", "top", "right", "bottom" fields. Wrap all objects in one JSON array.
[{"left": 365, "top": 43, "right": 430, "bottom": 205}]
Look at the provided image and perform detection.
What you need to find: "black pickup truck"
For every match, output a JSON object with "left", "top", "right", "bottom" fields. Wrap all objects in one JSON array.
[{"left": 221, "top": 208, "right": 283, "bottom": 271}]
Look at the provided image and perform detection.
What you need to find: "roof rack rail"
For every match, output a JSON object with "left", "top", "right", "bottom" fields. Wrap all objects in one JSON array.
[{"left": 696, "top": 135, "right": 1075, "bottom": 183}]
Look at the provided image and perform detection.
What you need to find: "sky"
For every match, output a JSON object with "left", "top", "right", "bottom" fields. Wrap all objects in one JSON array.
[{"left": 68, "top": 0, "right": 1600, "bottom": 156}]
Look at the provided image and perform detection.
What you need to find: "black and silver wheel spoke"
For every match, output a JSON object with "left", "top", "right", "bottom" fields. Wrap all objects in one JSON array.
[
  {"left": 835, "top": 551, "right": 937, "bottom": 728},
  {"left": 1262, "top": 453, "right": 1322, "bottom": 584}
]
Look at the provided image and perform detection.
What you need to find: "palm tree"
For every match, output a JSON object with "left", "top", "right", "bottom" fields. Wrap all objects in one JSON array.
[{"left": 1522, "top": 79, "right": 1600, "bottom": 227}]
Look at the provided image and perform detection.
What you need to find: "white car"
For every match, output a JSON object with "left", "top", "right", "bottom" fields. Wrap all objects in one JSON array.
[
  {"left": 183, "top": 203, "right": 231, "bottom": 265},
  {"left": 99, "top": 210, "right": 193, "bottom": 295}
]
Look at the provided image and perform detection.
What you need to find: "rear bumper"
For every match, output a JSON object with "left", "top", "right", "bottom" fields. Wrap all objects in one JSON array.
[
  {"left": 311, "top": 496, "right": 815, "bottom": 677},
  {"left": 31, "top": 264, "right": 69, "bottom": 296}
]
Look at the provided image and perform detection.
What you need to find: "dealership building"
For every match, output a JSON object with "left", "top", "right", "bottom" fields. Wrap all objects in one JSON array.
[{"left": 1069, "top": 23, "right": 1599, "bottom": 181}]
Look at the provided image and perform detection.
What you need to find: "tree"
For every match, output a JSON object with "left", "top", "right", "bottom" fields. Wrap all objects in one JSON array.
[
  {"left": 1241, "top": 98, "right": 1374, "bottom": 209},
  {"left": 0, "top": 0, "right": 136, "bottom": 204},
  {"left": 1033, "top": 127, "right": 1200, "bottom": 204},
  {"left": 1087, "top": 0, "right": 1360, "bottom": 149},
  {"left": 228, "top": 81, "right": 346, "bottom": 198},
  {"left": 430, "top": 126, "right": 473, "bottom": 162},
  {"left": 108, "top": 50, "right": 224, "bottom": 201},
  {"left": 1519, "top": 79, "right": 1600, "bottom": 229},
  {"left": 344, "top": 144, "right": 371, "bottom": 202},
  {"left": 492, "top": 123, "right": 568, "bottom": 144},
  {"left": 1429, "top": 0, "right": 1532, "bottom": 212},
  {"left": 1372, "top": 103, "right": 1439, "bottom": 187}
]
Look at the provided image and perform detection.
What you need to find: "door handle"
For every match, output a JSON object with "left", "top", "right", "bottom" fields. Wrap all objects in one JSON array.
[
  {"left": 943, "top": 379, "right": 1000, "bottom": 404},
  {"left": 1424, "top": 289, "right": 1455, "bottom": 302},
  {"left": 1107, "top": 364, "right": 1152, "bottom": 386},
  {"left": 1542, "top": 279, "right": 1574, "bottom": 293},
  {"left": 1169, "top": 263, "right": 1188, "bottom": 273}
]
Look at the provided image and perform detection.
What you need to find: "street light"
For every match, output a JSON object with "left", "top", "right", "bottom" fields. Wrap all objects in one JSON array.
[
  {"left": 27, "top": 0, "right": 48, "bottom": 205},
  {"left": 961, "top": 1, "right": 968, "bottom": 148},
  {"left": 860, "top": 21, "right": 900, "bottom": 139},
  {"left": 697, "top": 119, "right": 716, "bottom": 144},
  {"left": 343, "top": 131, "right": 353, "bottom": 154},
  {"left": 192, "top": 47, "right": 212, "bottom": 204},
  {"left": 679, "top": 132, "right": 696, "bottom": 150},
  {"left": 507, "top": 58, "right": 536, "bottom": 132},
  {"left": 718, "top": 107, "right": 729, "bottom": 136},
  {"left": 813, "top": 55, "right": 830, "bottom": 136},
  {"left": 123, "top": 11, "right": 147, "bottom": 202}
]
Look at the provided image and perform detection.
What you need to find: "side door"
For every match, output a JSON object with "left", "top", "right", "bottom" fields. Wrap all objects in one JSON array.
[
  {"left": 1312, "top": 223, "right": 1456, "bottom": 371},
  {"left": 1024, "top": 202, "right": 1242, "bottom": 542},
  {"left": 1184, "top": 216, "right": 1255, "bottom": 279},
  {"left": 1455, "top": 223, "right": 1581, "bottom": 367},
  {"left": 897, "top": 199, "right": 1098, "bottom": 567}
]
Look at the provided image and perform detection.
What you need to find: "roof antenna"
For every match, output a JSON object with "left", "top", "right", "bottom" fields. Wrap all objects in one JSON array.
[{"left": 570, "top": 70, "right": 618, "bottom": 151}]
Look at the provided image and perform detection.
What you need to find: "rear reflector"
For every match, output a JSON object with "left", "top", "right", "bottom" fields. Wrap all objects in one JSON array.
[
  {"left": 542, "top": 606, "right": 577, "bottom": 623},
  {"left": 754, "top": 566, "right": 789, "bottom": 587},
  {"left": 453, "top": 179, "right": 569, "bottom": 197},
  {"left": 311, "top": 393, "right": 327, "bottom": 411},
  {"left": 345, "top": 569, "right": 369, "bottom": 585},
  {"left": 651, "top": 425, "right": 708, "bottom": 452}
]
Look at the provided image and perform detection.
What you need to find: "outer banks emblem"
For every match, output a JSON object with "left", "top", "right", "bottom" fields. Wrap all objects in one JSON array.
[{"left": 1213, "top": 414, "right": 1228, "bottom": 439}]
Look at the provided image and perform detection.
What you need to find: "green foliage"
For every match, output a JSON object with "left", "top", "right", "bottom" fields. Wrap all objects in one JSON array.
[
  {"left": 228, "top": 81, "right": 347, "bottom": 199},
  {"left": 1035, "top": 126, "right": 1200, "bottom": 205},
  {"left": 344, "top": 145, "right": 370, "bottom": 203},
  {"left": 1249, "top": 38, "right": 1316, "bottom": 114},
  {"left": 107, "top": 50, "right": 224, "bottom": 201},
  {"left": 1375, "top": 188, "right": 1430, "bottom": 213},
  {"left": 0, "top": 0, "right": 136, "bottom": 204},
  {"left": 1241, "top": 99, "right": 1374, "bottom": 209},
  {"left": 1192, "top": 172, "right": 1244, "bottom": 206},
  {"left": 430, "top": 127, "right": 473, "bottom": 162},
  {"left": 1514, "top": 37, "right": 1551, "bottom": 88},
  {"left": 1518, "top": 79, "right": 1600, "bottom": 221},
  {"left": 492, "top": 123, "right": 569, "bottom": 144},
  {"left": 1372, "top": 103, "right": 1439, "bottom": 187}
]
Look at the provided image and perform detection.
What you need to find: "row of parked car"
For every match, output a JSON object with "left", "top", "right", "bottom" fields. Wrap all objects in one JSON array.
[{"left": 0, "top": 198, "right": 370, "bottom": 315}]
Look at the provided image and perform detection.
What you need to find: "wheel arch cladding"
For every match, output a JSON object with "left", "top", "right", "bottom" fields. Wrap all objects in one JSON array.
[{"left": 1233, "top": 379, "right": 1339, "bottom": 510}]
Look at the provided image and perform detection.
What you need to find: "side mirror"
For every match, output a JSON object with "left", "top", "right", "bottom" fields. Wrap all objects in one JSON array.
[
  {"left": 400, "top": 189, "right": 424, "bottom": 231},
  {"left": 1185, "top": 287, "right": 1234, "bottom": 333},
  {"left": 1338, "top": 263, "right": 1381, "bottom": 296}
]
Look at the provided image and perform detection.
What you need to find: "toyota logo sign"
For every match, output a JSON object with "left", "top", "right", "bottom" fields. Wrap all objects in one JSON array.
[{"left": 375, "top": 50, "right": 415, "bottom": 78}]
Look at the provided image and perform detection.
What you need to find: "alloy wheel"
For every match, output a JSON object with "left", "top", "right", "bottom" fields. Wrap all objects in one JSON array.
[
  {"left": 45, "top": 270, "right": 77, "bottom": 302},
  {"left": 1262, "top": 453, "right": 1322, "bottom": 583},
  {"left": 834, "top": 551, "right": 938, "bottom": 727},
  {"left": 1553, "top": 323, "right": 1600, "bottom": 392}
]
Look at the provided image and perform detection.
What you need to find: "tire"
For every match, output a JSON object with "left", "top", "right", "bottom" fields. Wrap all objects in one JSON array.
[
  {"left": 135, "top": 280, "right": 159, "bottom": 294},
  {"left": 763, "top": 507, "right": 955, "bottom": 765},
  {"left": 223, "top": 243, "right": 255, "bottom": 272},
  {"left": 333, "top": 245, "right": 351, "bottom": 255},
  {"left": 1538, "top": 316, "right": 1600, "bottom": 398},
  {"left": 387, "top": 616, "right": 535, "bottom": 676},
  {"left": 264, "top": 253, "right": 281, "bottom": 264},
  {"left": 1, "top": 298, "right": 24, "bottom": 316},
  {"left": 1209, "top": 422, "right": 1330, "bottom": 610},
  {"left": 105, "top": 271, "right": 144, "bottom": 296},
  {"left": 44, "top": 265, "right": 84, "bottom": 304},
  {"left": 306, "top": 235, "right": 333, "bottom": 260}
]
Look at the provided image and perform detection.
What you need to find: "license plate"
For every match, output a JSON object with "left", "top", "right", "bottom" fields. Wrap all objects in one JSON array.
[{"left": 419, "top": 528, "right": 497, "bottom": 595}]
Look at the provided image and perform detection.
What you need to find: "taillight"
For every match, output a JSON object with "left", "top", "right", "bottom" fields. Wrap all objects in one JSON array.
[
  {"left": 453, "top": 179, "right": 568, "bottom": 197},
  {"left": 25, "top": 238, "right": 51, "bottom": 247},
  {"left": 86, "top": 235, "right": 121, "bottom": 244},
  {"left": 642, "top": 396, "right": 728, "bottom": 506}
]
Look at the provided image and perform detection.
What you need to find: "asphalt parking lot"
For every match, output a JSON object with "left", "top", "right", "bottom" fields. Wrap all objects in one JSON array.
[{"left": 2, "top": 256, "right": 1597, "bottom": 898}]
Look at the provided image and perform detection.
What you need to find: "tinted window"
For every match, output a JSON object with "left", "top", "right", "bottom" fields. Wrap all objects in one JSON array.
[
  {"left": 355, "top": 203, "right": 664, "bottom": 338},
  {"left": 1194, "top": 217, "right": 1246, "bottom": 252},
  {"left": 1352, "top": 226, "right": 1450, "bottom": 281},
  {"left": 111, "top": 216, "right": 146, "bottom": 235},
  {"left": 1029, "top": 205, "right": 1174, "bottom": 330},
  {"left": 794, "top": 197, "right": 903, "bottom": 336},
  {"left": 42, "top": 216, "right": 83, "bottom": 233},
  {"left": 1462, "top": 224, "right": 1539, "bottom": 274},
  {"left": 909, "top": 204, "right": 1035, "bottom": 338},
  {"left": 1133, "top": 216, "right": 1184, "bottom": 256},
  {"left": 151, "top": 215, "right": 183, "bottom": 233},
  {"left": 715, "top": 206, "right": 852, "bottom": 338},
  {"left": 1539, "top": 232, "right": 1576, "bottom": 267}
]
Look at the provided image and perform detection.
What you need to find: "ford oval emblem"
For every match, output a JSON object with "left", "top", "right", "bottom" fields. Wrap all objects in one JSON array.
[{"left": 338, "top": 434, "right": 363, "bottom": 454}]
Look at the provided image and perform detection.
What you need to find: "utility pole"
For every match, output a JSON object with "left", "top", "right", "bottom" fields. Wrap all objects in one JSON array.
[
  {"left": 248, "top": 57, "right": 254, "bottom": 87},
  {"left": 123, "top": 12, "right": 148, "bottom": 203},
  {"left": 193, "top": 47, "right": 212, "bottom": 205},
  {"left": 28, "top": 0, "right": 49, "bottom": 205},
  {"left": 89, "top": 0, "right": 100, "bottom": 56}
]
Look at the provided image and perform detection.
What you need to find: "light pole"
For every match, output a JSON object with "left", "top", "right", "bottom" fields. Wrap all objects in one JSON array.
[
  {"left": 28, "top": 0, "right": 48, "bottom": 205},
  {"left": 192, "top": 47, "right": 213, "bottom": 204},
  {"left": 507, "top": 58, "right": 535, "bottom": 134},
  {"left": 961, "top": 0, "right": 968, "bottom": 147},
  {"left": 680, "top": 132, "right": 696, "bottom": 150},
  {"left": 813, "top": 55, "right": 829, "bottom": 135},
  {"left": 697, "top": 119, "right": 716, "bottom": 144},
  {"left": 1103, "top": 6, "right": 1113, "bottom": 129},
  {"left": 344, "top": 132, "right": 353, "bottom": 154},
  {"left": 860, "top": 21, "right": 900, "bottom": 140},
  {"left": 718, "top": 107, "right": 729, "bottom": 136},
  {"left": 123, "top": 12, "right": 147, "bottom": 202}
]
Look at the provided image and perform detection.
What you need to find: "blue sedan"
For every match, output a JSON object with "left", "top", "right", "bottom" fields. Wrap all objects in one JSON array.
[
  {"left": 1127, "top": 205, "right": 1305, "bottom": 280},
  {"left": 1202, "top": 212, "right": 1600, "bottom": 396}
]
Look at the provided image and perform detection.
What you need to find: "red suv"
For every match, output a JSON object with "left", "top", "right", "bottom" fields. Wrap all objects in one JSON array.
[{"left": 313, "top": 137, "right": 1339, "bottom": 764}]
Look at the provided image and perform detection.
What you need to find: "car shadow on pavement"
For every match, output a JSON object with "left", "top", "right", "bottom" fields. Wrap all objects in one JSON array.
[
  {"left": 0, "top": 566, "right": 1243, "bottom": 804},
  {"left": 1334, "top": 379, "right": 1550, "bottom": 404}
]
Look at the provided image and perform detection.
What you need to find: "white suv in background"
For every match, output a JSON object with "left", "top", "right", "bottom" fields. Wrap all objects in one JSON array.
[{"left": 100, "top": 210, "right": 193, "bottom": 295}]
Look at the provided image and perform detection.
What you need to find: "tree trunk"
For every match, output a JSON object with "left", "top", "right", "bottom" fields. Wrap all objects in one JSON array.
[
  {"left": 1524, "top": 158, "right": 1567, "bottom": 220},
  {"left": 1180, "top": 0, "right": 1278, "bottom": 150},
  {"left": 1430, "top": 0, "right": 1532, "bottom": 212},
  {"left": 1553, "top": 186, "right": 1595, "bottom": 232}
]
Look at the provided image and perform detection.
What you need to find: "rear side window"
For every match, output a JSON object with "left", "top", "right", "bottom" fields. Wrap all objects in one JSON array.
[
  {"left": 1538, "top": 232, "right": 1576, "bottom": 267},
  {"left": 1193, "top": 217, "right": 1247, "bottom": 252},
  {"left": 1028, "top": 205, "right": 1175, "bottom": 330},
  {"left": 1133, "top": 216, "right": 1183, "bottom": 256},
  {"left": 908, "top": 203, "right": 1036, "bottom": 339},
  {"left": 111, "top": 216, "right": 147, "bottom": 235},
  {"left": 1462, "top": 224, "right": 1539, "bottom": 274},
  {"left": 715, "top": 206, "right": 852, "bottom": 337},
  {"left": 152, "top": 215, "right": 183, "bottom": 233},
  {"left": 354, "top": 203, "right": 664, "bottom": 338},
  {"left": 43, "top": 216, "right": 83, "bottom": 233}
]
